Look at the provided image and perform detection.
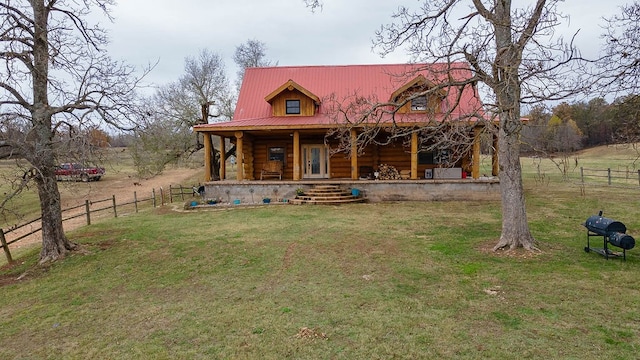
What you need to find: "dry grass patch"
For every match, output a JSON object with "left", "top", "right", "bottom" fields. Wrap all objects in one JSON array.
[{"left": 3, "top": 145, "right": 640, "bottom": 358}]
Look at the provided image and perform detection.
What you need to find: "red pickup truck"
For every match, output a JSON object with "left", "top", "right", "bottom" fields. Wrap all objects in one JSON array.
[{"left": 55, "top": 163, "right": 105, "bottom": 182}]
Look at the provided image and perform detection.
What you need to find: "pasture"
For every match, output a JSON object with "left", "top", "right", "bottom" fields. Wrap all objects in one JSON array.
[{"left": 1, "top": 146, "right": 640, "bottom": 359}]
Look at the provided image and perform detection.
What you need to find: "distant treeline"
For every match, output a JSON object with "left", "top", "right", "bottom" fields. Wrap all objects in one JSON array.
[{"left": 520, "top": 94, "right": 640, "bottom": 155}]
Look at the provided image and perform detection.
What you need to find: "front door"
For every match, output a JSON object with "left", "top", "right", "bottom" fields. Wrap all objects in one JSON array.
[{"left": 302, "top": 145, "right": 329, "bottom": 179}]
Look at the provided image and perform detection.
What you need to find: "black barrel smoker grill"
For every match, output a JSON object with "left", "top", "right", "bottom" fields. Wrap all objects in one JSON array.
[{"left": 583, "top": 211, "right": 635, "bottom": 260}]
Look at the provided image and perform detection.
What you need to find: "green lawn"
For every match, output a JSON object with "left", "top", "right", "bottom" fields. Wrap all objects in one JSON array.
[{"left": 2, "top": 146, "right": 640, "bottom": 358}]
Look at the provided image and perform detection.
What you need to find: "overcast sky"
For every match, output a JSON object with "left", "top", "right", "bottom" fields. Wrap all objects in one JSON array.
[{"left": 101, "top": 0, "right": 629, "bottom": 89}]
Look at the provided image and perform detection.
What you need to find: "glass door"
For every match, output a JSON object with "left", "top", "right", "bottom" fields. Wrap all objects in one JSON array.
[{"left": 302, "top": 145, "right": 329, "bottom": 179}]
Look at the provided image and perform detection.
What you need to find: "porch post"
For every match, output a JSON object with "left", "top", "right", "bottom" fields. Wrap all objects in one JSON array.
[
  {"left": 411, "top": 132, "right": 418, "bottom": 179},
  {"left": 203, "top": 133, "right": 212, "bottom": 182},
  {"left": 472, "top": 126, "right": 481, "bottom": 179},
  {"left": 350, "top": 129, "right": 358, "bottom": 180},
  {"left": 293, "top": 131, "right": 301, "bottom": 180},
  {"left": 219, "top": 136, "right": 226, "bottom": 180},
  {"left": 235, "top": 131, "right": 244, "bottom": 181},
  {"left": 492, "top": 132, "right": 499, "bottom": 176}
]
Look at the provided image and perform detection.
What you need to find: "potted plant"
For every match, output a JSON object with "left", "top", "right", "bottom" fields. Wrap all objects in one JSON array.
[
  {"left": 262, "top": 197, "right": 271, "bottom": 204},
  {"left": 295, "top": 188, "right": 305, "bottom": 196}
]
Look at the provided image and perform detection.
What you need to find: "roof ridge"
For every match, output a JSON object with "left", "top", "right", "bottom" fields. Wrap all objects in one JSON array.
[{"left": 246, "top": 62, "right": 470, "bottom": 71}]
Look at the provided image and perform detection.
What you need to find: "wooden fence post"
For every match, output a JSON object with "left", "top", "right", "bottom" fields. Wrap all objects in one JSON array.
[
  {"left": 160, "top": 187, "right": 164, "bottom": 206},
  {"left": 608, "top": 168, "right": 611, "bottom": 185},
  {"left": 112, "top": 195, "right": 118, "bottom": 218},
  {"left": 152, "top": 189, "right": 156, "bottom": 208},
  {"left": 169, "top": 185, "right": 173, "bottom": 204},
  {"left": 0, "top": 230, "right": 13, "bottom": 264},
  {"left": 85, "top": 200, "right": 91, "bottom": 225},
  {"left": 134, "top": 191, "right": 138, "bottom": 213},
  {"left": 580, "top": 167, "right": 584, "bottom": 183},
  {"left": 180, "top": 185, "right": 185, "bottom": 201},
  {"left": 637, "top": 170, "right": 640, "bottom": 187}
]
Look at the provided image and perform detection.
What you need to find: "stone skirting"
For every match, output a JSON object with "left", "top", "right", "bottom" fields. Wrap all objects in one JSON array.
[{"left": 201, "top": 179, "right": 500, "bottom": 204}]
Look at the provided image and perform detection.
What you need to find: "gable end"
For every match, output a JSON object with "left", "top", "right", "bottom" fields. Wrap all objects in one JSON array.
[
  {"left": 390, "top": 75, "right": 447, "bottom": 114},
  {"left": 264, "top": 79, "right": 320, "bottom": 117}
]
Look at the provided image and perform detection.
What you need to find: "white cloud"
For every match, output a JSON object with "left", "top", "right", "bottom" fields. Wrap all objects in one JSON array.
[{"left": 101, "top": 0, "right": 628, "bottom": 88}]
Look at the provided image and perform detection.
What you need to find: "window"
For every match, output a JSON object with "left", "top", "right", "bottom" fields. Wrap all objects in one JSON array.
[
  {"left": 418, "top": 152, "right": 434, "bottom": 165},
  {"left": 418, "top": 150, "right": 450, "bottom": 165},
  {"left": 410, "top": 96, "right": 427, "bottom": 111},
  {"left": 268, "top": 147, "right": 285, "bottom": 164},
  {"left": 286, "top": 100, "right": 300, "bottom": 114}
]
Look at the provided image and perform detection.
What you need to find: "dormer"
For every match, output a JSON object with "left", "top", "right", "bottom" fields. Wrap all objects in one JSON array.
[
  {"left": 389, "top": 74, "right": 446, "bottom": 114},
  {"left": 264, "top": 79, "right": 320, "bottom": 116}
]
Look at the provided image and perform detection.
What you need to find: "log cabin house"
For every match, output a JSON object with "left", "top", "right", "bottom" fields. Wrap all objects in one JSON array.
[{"left": 194, "top": 63, "right": 499, "bottom": 189}]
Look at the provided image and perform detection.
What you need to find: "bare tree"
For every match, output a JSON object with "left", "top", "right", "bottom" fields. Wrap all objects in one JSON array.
[
  {"left": 182, "top": 49, "right": 235, "bottom": 121},
  {"left": 599, "top": 2, "right": 640, "bottom": 157},
  {"left": 601, "top": 1, "right": 640, "bottom": 94},
  {"left": 135, "top": 49, "right": 235, "bottom": 179},
  {"left": 233, "top": 39, "right": 276, "bottom": 90},
  {"left": 322, "top": 72, "right": 483, "bottom": 175},
  {"left": 308, "top": 0, "right": 585, "bottom": 251},
  {"left": 130, "top": 98, "right": 198, "bottom": 177},
  {"left": 520, "top": 104, "right": 582, "bottom": 179},
  {"left": 0, "top": 0, "right": 147, "bottom": 263}
]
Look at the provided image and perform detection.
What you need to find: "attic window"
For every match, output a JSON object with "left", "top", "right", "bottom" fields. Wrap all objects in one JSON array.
[
  {"left": 411, "top": 96, "right": 427, "bottom": 111},
  {"left": 286, "top": 100, "right": 300, "bottom": 114}
]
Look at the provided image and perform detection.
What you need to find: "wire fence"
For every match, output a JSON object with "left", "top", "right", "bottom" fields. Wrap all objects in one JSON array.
[{"left": 1, "top": 184, "right": 198, "bottom": 263}]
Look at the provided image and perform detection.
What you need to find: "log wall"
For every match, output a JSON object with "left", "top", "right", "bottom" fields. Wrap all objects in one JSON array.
[
  {"left": 248, "top": 133, "right": 470, "bottom": 180},
  {"left": 252, "top": 136, "right": 293, "bottom": 180}
]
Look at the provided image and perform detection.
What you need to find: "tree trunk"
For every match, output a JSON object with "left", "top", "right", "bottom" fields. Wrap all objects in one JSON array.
[
  {"left": 30, "top": 2, "right": 76, "bottom": 263},
  {"left": 36, "top": 171, "right": 77, "bottom": 264},
  {"left": 493, "top": 125, "right": 537, "bottom": 251},
  {"left": 210, "top": 135, "right": 221, "bottom": 181},
  {"left": 489, "top": 0, "right": 537, "bottom": 251}
]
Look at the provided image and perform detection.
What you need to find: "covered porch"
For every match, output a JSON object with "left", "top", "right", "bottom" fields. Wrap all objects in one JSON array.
[{"left": 196, "top": 125, "right": 500, "bottom": 183}]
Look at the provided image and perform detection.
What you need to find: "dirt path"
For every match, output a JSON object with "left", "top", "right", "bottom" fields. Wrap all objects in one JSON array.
[{"left": 7, "top": 167, "right": 202, "bottom": 251}]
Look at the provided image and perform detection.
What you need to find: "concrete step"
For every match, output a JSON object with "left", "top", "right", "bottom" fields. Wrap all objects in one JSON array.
[
  {"left": 297, "top": 195, "right": 357, "bottom": 201},
  {"left": 291, "top": 184, "right": 364, "bottom": 205},
  {"left": 290, "top": 197, "right": 366, "bottom": 205}
]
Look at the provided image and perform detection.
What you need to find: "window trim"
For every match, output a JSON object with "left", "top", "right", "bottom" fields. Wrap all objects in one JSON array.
[
  {"left": 268, "top": 146, "right": 286, "bottom": 167},
  {"left": 285, "top": 99, "right": 301, "bottom": 115}
]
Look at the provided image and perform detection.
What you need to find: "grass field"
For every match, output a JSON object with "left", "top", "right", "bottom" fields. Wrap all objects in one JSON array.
[{"left": 1, "top": 146, "right": 640, "bottom": 359}]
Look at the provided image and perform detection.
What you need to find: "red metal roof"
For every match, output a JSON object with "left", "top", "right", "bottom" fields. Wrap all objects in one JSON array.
[{"left": 195, "top": 62, "right": 484, "bottom": 132}]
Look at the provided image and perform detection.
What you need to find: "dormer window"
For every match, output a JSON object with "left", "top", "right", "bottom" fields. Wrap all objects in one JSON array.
[
  {"left": 286, "top": 100, "right": 301, "bottom": 115},
  {"left": 265, "top": 80, "right": 320, "bottom": 116},
  {"left": 390, "top": 75, "right": 446, "bottom": 114},
  {"left": 411, "top": 96, "right": 428, "bottom": 111}
]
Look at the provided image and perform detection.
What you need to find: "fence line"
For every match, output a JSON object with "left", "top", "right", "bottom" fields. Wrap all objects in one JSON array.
[
  {"left": 0, "top": 184, "right": 198, "bottom": 263},
  {"left": 580, "top": 167, "right": 640, "bottom": 187}
]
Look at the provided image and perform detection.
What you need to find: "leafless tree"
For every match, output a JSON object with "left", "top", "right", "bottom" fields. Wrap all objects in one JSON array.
[
  {"left": 135, "top": 49, "right": 235, "bottom": 179},
  {"left": 599, "top": 2, "right": 640, "bottom": 157},
  {"left": 601, "top": 1, "right": 640, "bottom": 94},
  {"left": 322, "top": 72, "right": 484, "bottom": 172},
  {"left": 308, "top": 0, "right": 586, "bottom": 251},
  {"left": 181, "top": 49, "right": 235, "bottom": 121},
  {"left": 0, "top": 0, "right": 149, "bottom": 263},
  {"left": 133, "top": 49, "right": 235, "bottom": 178},
  {"left": 233, "top": 39, "right": 276, "bottom": 91}
]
